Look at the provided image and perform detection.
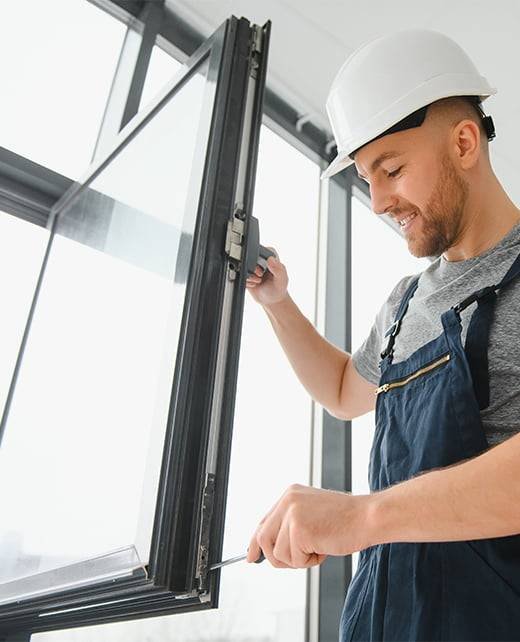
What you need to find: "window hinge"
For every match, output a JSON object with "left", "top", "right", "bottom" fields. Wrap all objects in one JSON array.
[
  {"left": 225, "top": 204, "right": 246, "bottom": 279},
  {"left": 195, "top": 472, "right": 216, "bottom": 591}
]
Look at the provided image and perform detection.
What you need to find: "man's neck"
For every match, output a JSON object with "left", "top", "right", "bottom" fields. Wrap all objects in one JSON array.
[{"left": 442, "top": 175, "right": 520, "bottom": 262}]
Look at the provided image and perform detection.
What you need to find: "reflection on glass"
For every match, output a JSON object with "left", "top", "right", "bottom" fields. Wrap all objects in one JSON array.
[
  {"left": 140, "top": 45, "right": 183, "bottom": 111},
  {"left": 0, "top": 212, "right": 49, "bottom": 418},
  {"left": 33, "top": 123, "right": 319, "bottom": 642},
  {"left": 0, "top": 58, "right": 212, "bottom": 600},
  {"left": 0, "top": 0, "right": 125, "bottom": 179},
  {"left": 152, "top": 125, "right": 318, "bottom": 641},
  {"left": 0, "top": 545, "right": 146, "bottom": 606}
]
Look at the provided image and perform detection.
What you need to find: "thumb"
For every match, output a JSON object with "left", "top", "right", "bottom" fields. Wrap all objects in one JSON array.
[{"left": 266, "top": 255, "right": 279, "bottom": 272}]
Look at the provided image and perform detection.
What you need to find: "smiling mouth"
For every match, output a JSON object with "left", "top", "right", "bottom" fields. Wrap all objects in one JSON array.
[{"left": 398, "top": 211, "right": 417, "bottom": 229}]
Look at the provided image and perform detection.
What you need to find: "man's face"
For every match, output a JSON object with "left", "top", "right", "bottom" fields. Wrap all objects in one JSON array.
[{"left": 354, "top": 128, "right": 469, "bottom": 258}]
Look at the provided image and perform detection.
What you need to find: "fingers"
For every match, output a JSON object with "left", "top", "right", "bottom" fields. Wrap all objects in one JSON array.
[
  {"left": 257, "top": 527, "right": 292, "bottom": 569},
  {"left": 280, "top": 519, "right": 316, "bottom": 569},
  {"left": 266, "top": 255, "right": 279, "bottom": 274},
  {"left": 272, "top": 517, "right": 295, "bottom": 568},
  {"left": 247, "top": 526, "right": 288, "bottom": 567},
  {"left": 247, "top": 486, "right": 330, "bottom": 570},
  {"left": 265, "top": 246, "right": 279, "bottom": 260},
  {"left": 245, "top": 253, "right": 282, "bottom": 287},
  {"left": 246, "top": 264, "right": 268, "bottom": 287},
  {"left": 248, "top": 497, "right": 292, "bottom": 568},
  {"left": 246, "top": 532, "right": 263, "bottom": 563}
]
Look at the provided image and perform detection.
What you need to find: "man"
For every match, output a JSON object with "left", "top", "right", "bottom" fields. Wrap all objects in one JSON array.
[{"left": 245, "top": 28, "right": 520, "bottom": 641}]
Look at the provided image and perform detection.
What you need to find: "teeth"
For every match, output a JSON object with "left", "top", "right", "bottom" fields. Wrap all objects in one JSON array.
[{"left": 399, "top": 212, "right": 417, "bottom": 226}]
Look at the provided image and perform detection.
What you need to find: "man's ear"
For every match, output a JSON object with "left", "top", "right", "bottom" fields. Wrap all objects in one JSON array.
[{"left": 454, "top": 119, "right": 481, "bottom": 170}]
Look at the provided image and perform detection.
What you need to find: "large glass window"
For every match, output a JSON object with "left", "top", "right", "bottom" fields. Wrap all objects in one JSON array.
[
  {"left": 0, "top": 0, "right": 125, "bottom": 179},
  {"left": 0, "top": 15, "right": 274, "bottom": 632},
  {"left": 0, "top": 58, "right": 212, "bottom": 602},
  {"left": 33, "top": 124, "right": 320, "bottom": 642}
]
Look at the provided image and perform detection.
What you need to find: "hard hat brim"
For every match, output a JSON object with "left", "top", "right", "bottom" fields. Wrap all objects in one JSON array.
[
  {"left": 321, "top": 86, "right": 497, "bottom": 181},
  {"left": 320, "top": 152, "right": 354, "bottom": 180}
]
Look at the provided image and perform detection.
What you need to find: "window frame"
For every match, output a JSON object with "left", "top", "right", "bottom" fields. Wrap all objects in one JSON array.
[
  {"left": 0, "top": 149, "right": 72, "bottom": 228},
  {"left": 0, "top": 15, "right": 270, "bottom": 636}
]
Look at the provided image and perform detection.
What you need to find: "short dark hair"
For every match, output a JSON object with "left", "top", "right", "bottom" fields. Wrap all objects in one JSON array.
[{"left": 349, "top": 96, "right": 495, "bottom": 161}]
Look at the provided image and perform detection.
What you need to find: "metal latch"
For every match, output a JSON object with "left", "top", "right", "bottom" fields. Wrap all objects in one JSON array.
[
  {"left": 225, "top": 207, "right": 276, "bottom": 281},
  {"left": 249, "top": 24, "right": 263, "bottom": 78},
  {"left": 195, "top": 473, "right": 216, "bottom": 591},
  {"left": 225, "top": 213, "right": 245, "bottom": 263}
]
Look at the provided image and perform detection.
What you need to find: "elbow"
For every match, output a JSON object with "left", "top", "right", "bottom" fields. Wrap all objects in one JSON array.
[{"left": 326, "top": 404, "right": 353, "bottom": 422}]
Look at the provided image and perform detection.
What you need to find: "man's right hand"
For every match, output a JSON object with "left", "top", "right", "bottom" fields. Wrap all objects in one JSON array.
[
  {"left": 244, "top": 246, "right": 376, "bottom": 420},
  {"left": 245, "top": 247, "right": 289, "bottom": 307}
]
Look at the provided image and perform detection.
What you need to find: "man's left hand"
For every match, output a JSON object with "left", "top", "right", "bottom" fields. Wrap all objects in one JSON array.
[{"left": 246, "top": 484, "right": 372, "bottom": 569}]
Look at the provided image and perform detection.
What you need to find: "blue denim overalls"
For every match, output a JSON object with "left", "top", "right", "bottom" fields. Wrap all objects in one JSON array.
[{"left": 340, "top": 251, "right": 520, "bottom": 641}]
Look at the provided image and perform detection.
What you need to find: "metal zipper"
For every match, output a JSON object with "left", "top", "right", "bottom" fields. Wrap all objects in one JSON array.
[{"left": 375, "top": 353, "right": 451, "bottom": 395}]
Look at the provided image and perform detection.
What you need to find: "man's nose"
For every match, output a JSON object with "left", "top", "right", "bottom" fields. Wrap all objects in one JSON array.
[{"left": 370, "top": 183, "right": 397, "bottom": 217}]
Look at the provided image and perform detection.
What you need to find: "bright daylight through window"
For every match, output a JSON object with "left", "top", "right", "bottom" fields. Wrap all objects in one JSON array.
[
  {"left": 31, "top": 123, "right": 320, "bottom": 642},
  {"left": 0, "top": 57, "right": 213, "bottom": 603},
  {"left": 0, "top": 0, "right": 125, "bottom": 180}
]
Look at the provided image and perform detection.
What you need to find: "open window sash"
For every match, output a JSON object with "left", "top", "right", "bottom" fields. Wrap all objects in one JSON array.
[{"left": 0, "top": 15, "right": 270, "bottom": 635}]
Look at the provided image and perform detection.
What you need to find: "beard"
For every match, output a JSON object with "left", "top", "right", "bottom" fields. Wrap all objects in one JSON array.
[{"left": 406, "top": 152, "right": 469, "bottom": 258}]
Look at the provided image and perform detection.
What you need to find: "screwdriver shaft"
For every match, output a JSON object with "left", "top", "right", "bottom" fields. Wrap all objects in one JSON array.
[
  {"left": 210, "top": 554, "right": 247, "bottom": 570},
  {"left": 209, "top": 551, "right": 265, "bottom": 571}
]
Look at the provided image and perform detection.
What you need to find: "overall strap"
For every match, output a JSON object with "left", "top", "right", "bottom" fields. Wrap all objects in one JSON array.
[
  {"left": 451, "top": 248, "right": 520, "bottom": 410},
  {"left": 379, "top": 276, "right": 420, "bottom": 365}
]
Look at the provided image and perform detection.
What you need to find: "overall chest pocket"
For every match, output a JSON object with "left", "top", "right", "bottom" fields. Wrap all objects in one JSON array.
[
  {"left": 375, "top": 353, "right": 451, "bottom": 396},
  {"left": 372, "top": 353, "right": 454, "bottom": 485}
]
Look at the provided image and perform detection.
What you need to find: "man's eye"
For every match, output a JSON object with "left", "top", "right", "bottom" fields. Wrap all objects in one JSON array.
[{"left": 388, "top": 166, "right": 403, "bottom": 178}]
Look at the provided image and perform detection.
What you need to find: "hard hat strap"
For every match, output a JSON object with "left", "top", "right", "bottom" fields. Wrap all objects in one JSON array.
[
  {"left": 465, "top": 96, "right": 496, "bottom": 141},
  {"left": 349, "top": 105, "right": 428, "bottom": 160},
  {"left": 348, "top": 96, "right": 496, "bottom": 161}
]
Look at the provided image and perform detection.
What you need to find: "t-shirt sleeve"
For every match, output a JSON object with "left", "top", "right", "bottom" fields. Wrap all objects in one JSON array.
[{"left": 351, "top": 274, "right": 419, "bottom": 385}]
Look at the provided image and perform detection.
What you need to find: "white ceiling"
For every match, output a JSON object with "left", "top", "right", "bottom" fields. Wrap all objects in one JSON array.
[{"left": 167, "top": 0, "right": 520, "bottom": 203}]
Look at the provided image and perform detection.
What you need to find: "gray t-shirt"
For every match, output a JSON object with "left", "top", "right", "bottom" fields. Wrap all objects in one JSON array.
[{"left": 352, "top": 220, "right": 520, "bottom": 446}]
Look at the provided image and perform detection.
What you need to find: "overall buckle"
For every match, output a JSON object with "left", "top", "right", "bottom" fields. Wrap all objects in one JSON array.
[
  {"left": 384, "top": 319, "right": 401, "bottom": 338},
  {"left": 452, "top": 284, "right": 496, "bottom": 314}
]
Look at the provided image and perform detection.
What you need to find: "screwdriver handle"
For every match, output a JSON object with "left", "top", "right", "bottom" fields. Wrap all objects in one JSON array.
[{"left": 255, "top": 551, "right": 265, "bottom": 564}]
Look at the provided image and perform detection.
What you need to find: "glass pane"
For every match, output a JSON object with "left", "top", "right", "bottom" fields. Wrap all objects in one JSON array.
[
  {"left": 33, "top": 124, "right": 320, "bottom": 642},
  {"left": 140, "top": 45, "right": 183, "bottom": 110},
  {"left": 351, "top": 195, "right": 429, "bottom": 570},
  {"left": 0, "top": 0, "right": 125, "bottom": 179},
  {"left": 0, "top": 213, "right": 49, "bottom": 419},
  {"left": 0, "top": 546, "right": 145, "bottom": 606},
  {"left": 0, "top": 57, "right": 214, "bottom": 601}
]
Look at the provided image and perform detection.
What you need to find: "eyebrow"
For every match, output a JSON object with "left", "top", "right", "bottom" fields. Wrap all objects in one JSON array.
[{"left": 357, "top": 151, "right": 404, "bottom": 179}]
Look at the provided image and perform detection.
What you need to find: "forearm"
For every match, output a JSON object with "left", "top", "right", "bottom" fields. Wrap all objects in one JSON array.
[
  {"left": 262, "top": 294, "right": 349, "bottom": 416},
  {"left": 367, "top": 431, "right": 520, "bottom": 545}
]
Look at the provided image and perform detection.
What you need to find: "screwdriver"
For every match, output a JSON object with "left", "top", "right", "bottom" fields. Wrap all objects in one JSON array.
[{"left": 210, "top": 550, "right": 265, "bottom": 571}]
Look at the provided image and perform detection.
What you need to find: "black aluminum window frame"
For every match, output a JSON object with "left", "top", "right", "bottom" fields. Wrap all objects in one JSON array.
[
  {"left": 115, "top": 8, "right": 363, "bottom": 638},
  {"left": 0, "top": 15, "right": 270, "bottom": 637}
]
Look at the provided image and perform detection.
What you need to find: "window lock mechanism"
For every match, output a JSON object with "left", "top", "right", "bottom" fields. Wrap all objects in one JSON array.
[{"left": 225, "top": 205, "right": 276, "bottom": 280}]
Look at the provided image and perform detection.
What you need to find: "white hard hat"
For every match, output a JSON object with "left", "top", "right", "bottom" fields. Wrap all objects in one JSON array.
[{"left": 321, "top": 29, "right": 497, "bottom": 180}]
